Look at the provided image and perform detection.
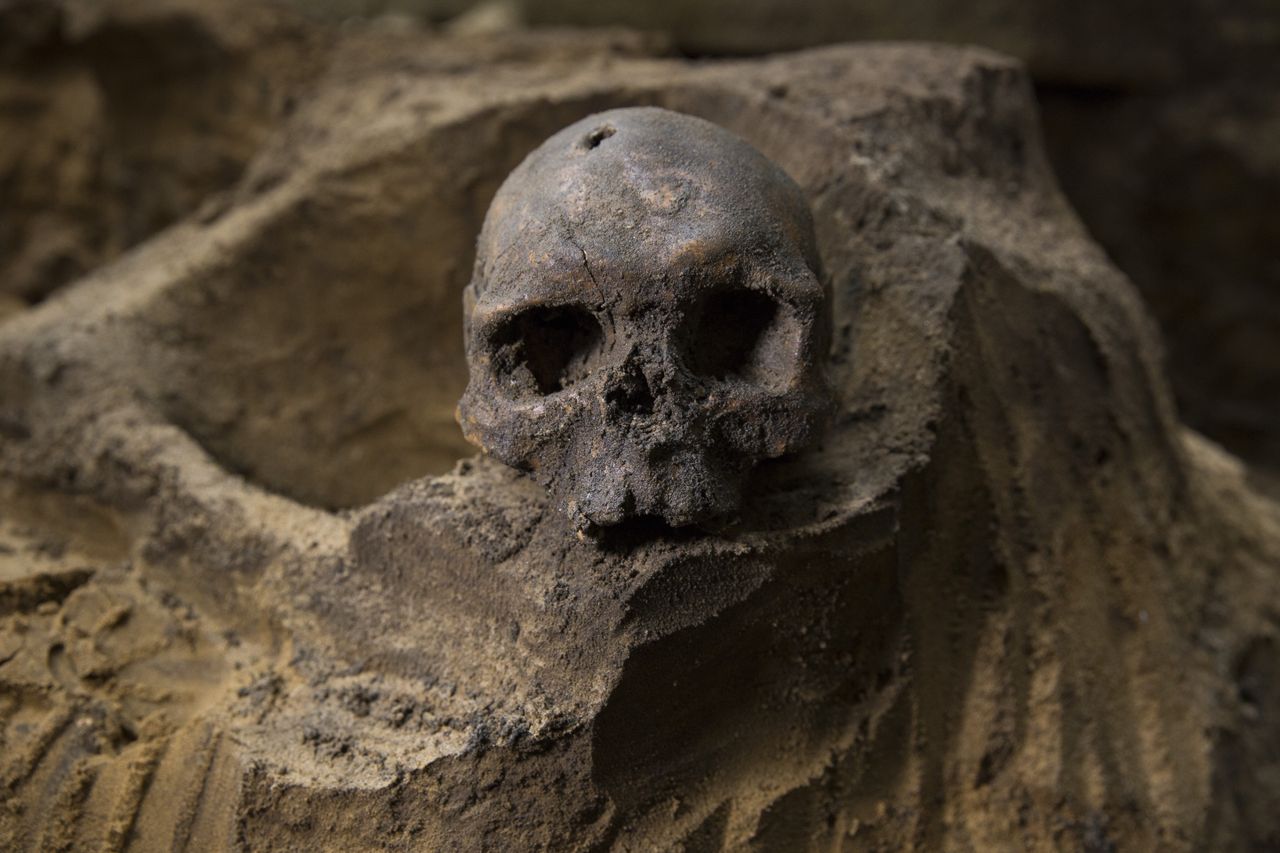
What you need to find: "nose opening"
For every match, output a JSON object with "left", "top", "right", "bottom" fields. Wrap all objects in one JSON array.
[{"left": 604, "top": 364, "right": 655, "bottom": 416}]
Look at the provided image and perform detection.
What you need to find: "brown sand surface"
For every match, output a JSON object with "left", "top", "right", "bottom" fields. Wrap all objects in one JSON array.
[{"left": 1, "top": 9, "right": 1278, "bottom": 851}]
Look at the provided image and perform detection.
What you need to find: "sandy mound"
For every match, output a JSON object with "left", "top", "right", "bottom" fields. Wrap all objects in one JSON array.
[{"left": 1, "top": 21, "right": 1277, "bottom": 853}]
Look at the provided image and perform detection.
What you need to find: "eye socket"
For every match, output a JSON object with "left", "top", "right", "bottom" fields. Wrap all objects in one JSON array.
[
  {"left": 489, "top": 305, "right": 604, "bottom": 397},
  {"left": 686, "top": 288, "right": 795, "bottom": 388}
]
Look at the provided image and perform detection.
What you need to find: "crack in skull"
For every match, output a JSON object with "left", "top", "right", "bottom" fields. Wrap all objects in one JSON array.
[{"left": 458, "top": 107, "right": 834, "bottom": 534}]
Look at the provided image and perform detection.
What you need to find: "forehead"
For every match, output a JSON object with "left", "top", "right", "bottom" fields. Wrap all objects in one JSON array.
[
  {"left": 479, "top": 198, "right": 811, "bottom": 306},
  {"left": 567, "top": 184, "right": 793, "bottom": 267},
  {"left": 474, "top": 108, "right": 820, "bottom": 307},
  {"left": 481, "top": 176, "right": 813, "bottom": 286}
]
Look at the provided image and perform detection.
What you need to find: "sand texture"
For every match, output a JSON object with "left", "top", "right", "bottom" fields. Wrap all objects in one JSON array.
[{"left": 1, "top": 19, "right": 1278, "bottom": 853}]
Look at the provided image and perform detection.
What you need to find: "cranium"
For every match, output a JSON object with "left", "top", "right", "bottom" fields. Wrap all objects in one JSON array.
[{"left": 458, "top": 107, "right": 833, "bottom": 533}]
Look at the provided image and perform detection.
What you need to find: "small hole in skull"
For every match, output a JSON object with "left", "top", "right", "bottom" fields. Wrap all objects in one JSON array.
[
  {"left": 581, "top": 125, "right": 616, "bottom": 150},
  {"left": 491, "top": 305, "right": 604, "bottom": 396},
  {"left": 687, "top": 289, "right": 784, "bottom": 384}
]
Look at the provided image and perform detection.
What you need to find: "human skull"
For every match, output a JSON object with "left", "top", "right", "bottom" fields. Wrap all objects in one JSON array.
[{"left": 458, "top": 107, "right": 833, "bottom": 533}]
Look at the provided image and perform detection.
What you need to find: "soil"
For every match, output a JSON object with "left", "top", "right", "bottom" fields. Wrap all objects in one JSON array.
[{"left": 0, "top": 11, "right": 1278, "bottom": 853}]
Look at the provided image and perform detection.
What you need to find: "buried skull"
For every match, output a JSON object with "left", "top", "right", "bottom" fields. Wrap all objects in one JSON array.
[{"left": 458, "top": 107, "right": 833, "bottom": 532}]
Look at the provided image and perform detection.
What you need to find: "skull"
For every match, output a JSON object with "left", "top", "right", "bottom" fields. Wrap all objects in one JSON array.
[{"left": 458, "top": 107, "right": 833, "bottom": 533}]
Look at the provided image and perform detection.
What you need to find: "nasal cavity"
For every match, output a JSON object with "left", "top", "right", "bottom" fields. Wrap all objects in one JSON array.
[{"left": 604, "top": 365, "right": 655, "bottom": 416}]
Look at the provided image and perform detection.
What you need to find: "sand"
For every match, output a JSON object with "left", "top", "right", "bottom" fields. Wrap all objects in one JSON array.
[{"left": 1, "top": 12, "right": 1278, "bottom": 851}]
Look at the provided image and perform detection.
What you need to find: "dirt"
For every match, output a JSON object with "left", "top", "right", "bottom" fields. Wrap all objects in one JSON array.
[
  {"left": 0, "top": 0, "right": 326, "bottom": 304},
  {"left": 301, "top": 0, "right": 1280, "bottom": 484},
  {"left": 0, "top": 14, "right": 1278, "bottom": 853}
]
